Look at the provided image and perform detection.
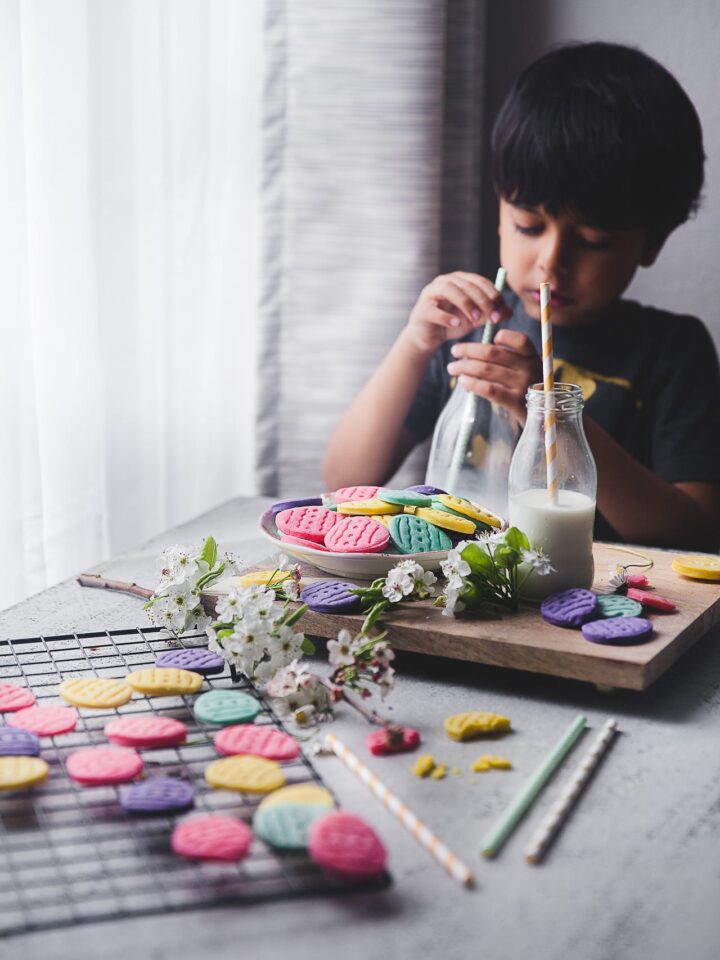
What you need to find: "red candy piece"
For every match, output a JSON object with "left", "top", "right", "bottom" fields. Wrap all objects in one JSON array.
[
  {"left": 324, "top": 516, "right": 390, "bottom": 554},
  {"left": 627, "top": 588, "right": 677, "bottom": 612},
  {"left": 66, "top": 746, "right": 144, "bottom": 785},
  {"left": 214, "top": 724, "right": 300, "bottom": 761},
  {"left": 366, "top": 726, "right": 421, "bottom": 756},
  {"left": 275, "top": 506, "right": 338, "bottom": 544},
  {"left": 104, "top": 715, "right": 188, "bottom": 749},
  {"left": 280, "top": 533, "right": 329, "bottom": 552},
  {"left": 8, "top": 705, "right": 77, "bottom": 736},
  {"left": 172, "top": 815, "right": 252, "bottom": 862},
  {"left": 334, "top": 486, "right": 379, "bottom": 504},
  {"left": 308, "top": 811, "right": 387, "bottom": 878},
  {"left": 626, "top": 574, "right": 650, "bottom": 588},
  {"left": 0, "top": 683, "right": 36, "bottom": 713}
]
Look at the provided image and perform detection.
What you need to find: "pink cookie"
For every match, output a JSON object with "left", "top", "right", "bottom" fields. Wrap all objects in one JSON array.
[
  {"left": 172, "top": 815, "right": 253, "bottom": 862},
  {"left": 280, "top": 533, "right": 329, "bottom": 552},
  {"left": 309, "top": 811, "right": 387, "bottom": 878},
  {"left": 8, "top": 705, "right": 77, "bottom": 736},
  {"left": 366, "top": 726, "right": 421, "bottom": 756},
  {"left": 275, "top": 506, "right": 338, "bottom": 545},
  {"left": 324, "top": 515, "right": 390, "bottom": 554},
  {"left": 214, "top": 724, "right": 300, "bottom": 761},
  {"left": 0, "top": 683, "right": 36, "bottom": 713},
  {"left": 334, "top": 485, "right": 379, "bottom": 504},
  {"left": 66, "top": 746, "right": 144, "bottom": 785},
  {"left": 104, "top": 715, "right": 188, "bottom": 749},
  {"left": 627, "top": 588, "right": 678, "bottom": 612}
]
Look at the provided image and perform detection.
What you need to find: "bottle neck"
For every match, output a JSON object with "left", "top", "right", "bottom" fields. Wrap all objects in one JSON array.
[{"left": 526, "top": 382, "right": 584, "bottom": 421}]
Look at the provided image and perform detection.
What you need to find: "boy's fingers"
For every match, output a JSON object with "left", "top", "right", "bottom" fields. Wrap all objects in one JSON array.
[
  {"left": 492, "top": 328, "right": 537, "bottom": 356},
  {"left": 454, "top": 272, "right": 512, "bottom": 319},
  {"left": 450, "top": 340, "right": 531, "bottom": 371},
  {"left": 458, "top": 376, "right": 525, "bottom": 422},
  {"left": 429, "top": 305, "right": 473, "bottom": 334},
  {"left": 431, "top": 280, "right": 487, "bottom": 326},
  {"left": 449, "top": 276, "right": 506, "bottom": 324},
  {"left": 448, "top": 358, "right": 517, "bottom": 389}
]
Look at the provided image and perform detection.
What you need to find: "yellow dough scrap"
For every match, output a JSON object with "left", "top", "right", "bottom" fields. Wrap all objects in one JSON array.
[
  {"left": 412, "top": 754, "right": 436, "bottom": 778},
  {"left": 434, "top": 494, "right": 503, "bottom": 528},
  {"left": 671, "top": 554, "right": 720, "bottom": 581},
  {"left": 472, "top": 754, "right": 512, "bottom": 772},
  {"left": 416, "top": 507, "right": 476, "bottom": 535},
  {"left": 259, "top": 783, "right": 335, "bottom": 810},
  {"left": 444, "top": 711, "right": 512, "bottom": 741},
  {"left": 0, "top": 756, "right": 49, "bottom": 791},
  {"left": 430, "top": 763, "right": 448, "bottom": 781},
  {"left": 59, "top": 677, "right": 133, "bottom": 709},
  {"left": 337, "top": 499, "right": 403, "bottom": 516},
  {"left": 126, "top": 668, "right": 203, "bottom": 696},
  {"left": 205, "top": 755, "right": 285, "bottom": 793}
]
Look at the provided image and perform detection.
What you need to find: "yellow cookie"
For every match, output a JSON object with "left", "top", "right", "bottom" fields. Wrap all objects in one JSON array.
[
  {"left": 59, "top": 677, "right": 133, "bottom": 709},
  {"left": 444, "top": 711, "right": 512, "bottom": 741},
  {"left": 671, "top": 554, "right": 720, "bottom": 581},
  {"left": 126, "top": 668, "right": 203, "bottom": 696},
  {"left": 337, "top": 499, "right": 403, "bottom": 516},
  {"left": 416, "top": 507, "right": 476, "bottom": 535},
  {"left": 0, "top": 756, "right": 49, "bottom": 791},
  {"left": 205, "top": 755, "right": 285, "bottom": 793},
  {"left": 238, "top": 569, "right": 299, "bottom": 588},
  {"left": 258, "top": 783, "right": 335, "bottom": 811},
  {"left": 373, "top": 515, "right": 391, "bottom": 528},
  {"left": 435, "top": 494, "right": 503, "bottom": 529}
]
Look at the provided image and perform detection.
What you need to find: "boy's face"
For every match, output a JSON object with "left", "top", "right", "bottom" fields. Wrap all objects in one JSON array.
[{"left": 498, "top": 199, "right": 661, "bottom": 326}]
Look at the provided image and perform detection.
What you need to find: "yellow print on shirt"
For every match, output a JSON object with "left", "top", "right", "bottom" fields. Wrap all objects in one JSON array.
[{"left": 553, "top": 359, "right": 632, "bottom": 401}]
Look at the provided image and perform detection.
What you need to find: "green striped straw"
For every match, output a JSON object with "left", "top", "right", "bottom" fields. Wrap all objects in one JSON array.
[
  {"left": 445, "top": 267, "right": 507, "bottom": 494},
  {"left": 481, "top": 713, "right": 587, "bottom": 858}
]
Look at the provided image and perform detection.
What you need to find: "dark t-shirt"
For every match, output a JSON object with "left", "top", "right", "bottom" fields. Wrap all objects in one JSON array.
[{"left": 405, "top": 291, "right": 720, "bottom": 541}]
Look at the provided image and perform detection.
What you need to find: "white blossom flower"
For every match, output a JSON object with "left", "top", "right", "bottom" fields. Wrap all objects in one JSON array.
[
  {"left": 377, "top": 665, "right": 396, "bottom": 699},
  {"left": 273, "top": 553, "right": 291, "bottom": 572},
  {"left": 276, "top": 624, "right": 305, "bottom": 664},
  {"left": 607, "top": 566, "right": 627, "bottom": 591},
  {"left": 293, "top": 704, "right": 317, "bottom": 726},
  {"left": 442, "top": 583, "right": 466, "bottom": 617},
  {"left": 281, "top": 578, "right": 300, "bottom": 601},
  {"left": 327, "top": 629, "right": 355, "bottom": 668},
  {"left": 441, "top": 549, "right": 471, "bottom": 581},
  {"left": 520, "top": 547, "right": 555, "bottom": 577},
  {"left": 372, "top": 641, "right": 395, "bottom": 668},
  {"left": 475, "top": 529, "right": 507, "bottom": 547},
  {"left": 215, "top": 588, "right": 243, "bottom": 623}
]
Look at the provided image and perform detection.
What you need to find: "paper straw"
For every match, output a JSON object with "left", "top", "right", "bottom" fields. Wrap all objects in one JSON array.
[
  {"left": 324, "top": 732, "right": 475, "bottom": 888},
  {"left": 445, "top": 267, "right": 508, "bottom": 493},
  {"left": 524, "top": 718, "right": 618, "bottom": 864},
  {"left": 540, "top": 282, "right": 558, "bottom": 503},
  {"left": 481, "top": 713, "right": 586, "bottom": 858}
]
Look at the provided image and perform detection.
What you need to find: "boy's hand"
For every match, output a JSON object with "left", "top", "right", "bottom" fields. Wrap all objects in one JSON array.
[
  {"left": 405, "top": 271, "right": 512, "bottom": 354},
  {"left": 446, "top": 330, "right": 542, "bottom": 424}
]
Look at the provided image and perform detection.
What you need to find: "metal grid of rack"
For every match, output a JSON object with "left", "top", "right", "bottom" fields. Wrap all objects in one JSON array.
[{"left": 0, "top": 627, "right": 389, "bottom": 937}]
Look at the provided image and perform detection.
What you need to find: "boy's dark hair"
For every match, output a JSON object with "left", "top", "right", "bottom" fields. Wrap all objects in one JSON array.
[{"left": 491, "top": 42, "right": 704, "bottom": 243}]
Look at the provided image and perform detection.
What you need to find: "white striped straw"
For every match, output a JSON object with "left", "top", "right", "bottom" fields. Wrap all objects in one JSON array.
[
  {"left": 524, "top": 718, "right": 618, "bottom": 864},
  {"left": 540, "top": 283, "right": 558, "bottom": 503},
  {"left": 324, "top": 732, "right": 475, "bottom": 888}
]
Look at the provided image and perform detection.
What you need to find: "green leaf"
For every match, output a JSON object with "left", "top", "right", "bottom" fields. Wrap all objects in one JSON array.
[
  {"left": 504, "top": 527, "right": 530, "bottom": 551},
  {"left": 284, "top": 603, "right": 308, "bottom": 627},
  {"left": 217, "top": 628, "right": 234, "bottom": 640},
  {"left": 301, "top": 637, "right": 316, "bottom": 655},
  {"left": 196, "top": 562, "right": 225, "bottom": 591},
  {"left": 198, "top": 536, "right": 218, "bottom": 569},
  {"left": 461, "top": 543, "right": 494, "bottom": 576},
  {"left": 492, "top": 545, "right": 520, "bottom": 569}
]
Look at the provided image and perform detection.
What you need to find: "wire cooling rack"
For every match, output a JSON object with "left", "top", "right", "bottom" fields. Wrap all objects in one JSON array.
[{"left": 0, "top": 627, "right": 390, "bottom": 937}]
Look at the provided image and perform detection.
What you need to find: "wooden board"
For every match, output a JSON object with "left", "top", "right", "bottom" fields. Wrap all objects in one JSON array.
[{"left": 253, "top": 544, "right": 720, "bottom": 691}]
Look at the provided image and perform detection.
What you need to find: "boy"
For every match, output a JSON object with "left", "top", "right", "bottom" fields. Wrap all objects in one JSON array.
[{"left": 323, "top": 42, "right": 720, "bottom": 550}]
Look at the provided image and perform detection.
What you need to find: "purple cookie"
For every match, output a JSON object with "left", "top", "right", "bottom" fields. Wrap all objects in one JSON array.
[
  {"left": 0, "top": 727, "right": 41, "bottom": 757},
  {"left": 270, "top": 497, "right": 323, "bottom": 516},
  {"left": 582, "top": 616, "right": 653, "bottom": 646},
  {"left": 119, "top": 777, "right": 195, "bottom": 814},
  {"left": 155, "top": 647, "right": 225, "bottom": 675},
  {"left": 300, "top": 579, "right": 361, "bottom": 614},
  {"left": 541, "top": 588, "right": 599, "bottom": 628},
  {"left": 406, "top": 484, "right": 447, "bottom": 496}
]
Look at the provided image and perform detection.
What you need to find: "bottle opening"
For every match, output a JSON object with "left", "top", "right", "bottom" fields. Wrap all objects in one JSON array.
[{"left": 526, "top": 382, "right": 584, "bottom": 413}]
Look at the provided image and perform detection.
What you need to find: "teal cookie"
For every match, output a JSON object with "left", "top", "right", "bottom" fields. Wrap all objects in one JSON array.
[
  {"left": 377, "top": 488, "right": 433, "bottom": 507},
  {"left": 596, "top": 594, "right": 644, "bottom": 619},
  {"left": 253, "top": 802, "right": 329, "bottom": 851},
  {"left": 389, "top": 514, "right": 452, "bottom": 554},
  {"left": 430, "top": 499, "right": 492, "bottom": 533},
  {"left": 193, "top": 690, "right": 260, "bottom": 726}
]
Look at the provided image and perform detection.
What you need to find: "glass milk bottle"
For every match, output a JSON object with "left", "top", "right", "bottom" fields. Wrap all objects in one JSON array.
[{"left": 508, "top": 383, "right": 597, "bottom": 600}]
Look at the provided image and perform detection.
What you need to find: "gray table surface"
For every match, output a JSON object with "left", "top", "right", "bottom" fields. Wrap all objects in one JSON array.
[{"left": 1, "top": 496, "right": 719, "bottom": 960}]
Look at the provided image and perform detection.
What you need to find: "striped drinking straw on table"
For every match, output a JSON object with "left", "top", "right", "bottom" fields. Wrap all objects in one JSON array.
[
  {"left": 324, "top": 732, "right": 475, "bottom": 888},
  {"left": 540, "top": 282, "right": 558, "bottom": 504}
]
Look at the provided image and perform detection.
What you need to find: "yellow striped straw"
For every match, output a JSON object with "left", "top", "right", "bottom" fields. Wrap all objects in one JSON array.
[
  {"left": 540, "top": 282, "right": 558, "bottom": 503},
  {"left": 324, "top": 733, "right": 475, "bottom": 888}
]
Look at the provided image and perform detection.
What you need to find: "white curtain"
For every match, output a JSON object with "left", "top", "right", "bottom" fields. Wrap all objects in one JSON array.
[{"left": 0, "top": 0, "right": 263, "bottom": 611}]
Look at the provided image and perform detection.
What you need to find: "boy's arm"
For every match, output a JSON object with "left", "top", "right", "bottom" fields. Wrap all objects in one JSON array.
[
  {"left": 583, "top": 416, "right": 720, "bottom": 551},
  {"left": 322, "top": 328, "right": 431, "bottom": 488}
]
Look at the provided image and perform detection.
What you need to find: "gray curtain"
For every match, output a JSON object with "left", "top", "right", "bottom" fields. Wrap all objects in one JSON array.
[{"left": 256, "top": 0, "right": 487, "bottom": 496}]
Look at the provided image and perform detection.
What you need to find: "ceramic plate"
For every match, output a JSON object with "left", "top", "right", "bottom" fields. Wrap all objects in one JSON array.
[{"left": 256, "top": 508, "right": 449, "bottom": 581}]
